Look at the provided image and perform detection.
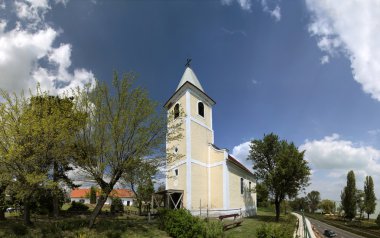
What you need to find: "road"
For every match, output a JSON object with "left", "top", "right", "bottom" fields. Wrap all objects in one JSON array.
[{"left": 308, "top": 217, "right": 365, "bottom": 238}]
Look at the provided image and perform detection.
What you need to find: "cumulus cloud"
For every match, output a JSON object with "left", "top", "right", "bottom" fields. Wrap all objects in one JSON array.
[
  {"left": 0, "top": 0, "right": 95, "bottom": 95},
  {"left": 305, "top": 0, "right": 380, "bottom": 101},
  {"left": 231, "top": 141, "right": 254, "bottom": 172},
  {"left": 300, "top": 134, "right": 380, "bottom": 200},
  {"left": 221, "top": 0, "right": 252, "bottom": 11},
  {"left": 261, "top": 0, "right": 281, "bottom": 21},
  {"left": 320, "top": 55, "right": 329, "bottom": 65}
]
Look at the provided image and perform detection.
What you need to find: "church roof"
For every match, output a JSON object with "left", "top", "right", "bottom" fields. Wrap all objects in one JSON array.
[
  {"left": 176, "top": 67, "right": 204, "bottom": 92},
  {"left": 228, "top": 155, "right": 255, "bottom": 177}
]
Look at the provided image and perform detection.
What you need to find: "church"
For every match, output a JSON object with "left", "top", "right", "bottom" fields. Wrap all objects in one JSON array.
[{"left": 164, "top": 64, "right": 257, "bottom": 216}]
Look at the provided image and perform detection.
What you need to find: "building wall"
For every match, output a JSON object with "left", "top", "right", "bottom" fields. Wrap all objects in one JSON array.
[
  {"left": 189, "top": 91, "right": 212, "bottom": 129},
  {"left": 191, "top": 163, "right": 208, "bottom": 209},
  {"left": 71, "top": 197, "right": 134, "bottom": 206},
  {"left": 209, "top": 165, "right": 223, "bottom": 209},
  {"left": 228, "top": 163, "right": 257, "bottom": 216}
]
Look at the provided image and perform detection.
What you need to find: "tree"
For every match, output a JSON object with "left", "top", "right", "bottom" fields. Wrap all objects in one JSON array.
[
  {"left": 356, "top": 189, "right": 365, "bottom": 219},
  {"left": 307, "top": 191, "right": 320, "bottom": 213},
  {"left": 90, "top": 186, "right": 97, "bottom": 204},
  {"left": 341, "top": 170, "right": 357, "bottom": 220},
  {"left": 289, "top": 197, "right": 308, "bottom": 212},
  {"left": 255, "top": 182, "right": 269, "bottom": 207},
  {"left": 74, "top": 72, "right": 182, "bottom": 228},
  {"left": 319, "top": 199, "right": 335, "bottom": 214},
  {"left": 364, "top": 176, "right": 377, "bottom": 220},
  {"left": 248, "top": 133, "right": 310, "bottom": 221},
  {"left": 123, "top": 158, "right": 156, "bottom": 215}
]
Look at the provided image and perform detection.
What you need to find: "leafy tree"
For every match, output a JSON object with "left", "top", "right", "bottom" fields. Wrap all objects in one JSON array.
[
  {"left": 319, "top": 199, "right": 335, "bottom": 214},
  {"left": 376, "top": 213, "right": 380, "bottom": 227},
  {"left": 356, "top": 189, "right": 365, "bottom": 219},
  {"left": 307, "top": 191, "right": 320, "bottom": 213},
  {"left": 90, "top": 186, "right": 97, "bottom": 204},
  {"left": 364, "top": 176, "right": 377, "bottom": 220},
  {"left": 248, "top": 133, "right": 310, "bottom": 221},
  {"left": 289, "top": 197, "right": 308, "bottom": 212},
  {"left": 341, "top": 170, "right": 357, "bottom": 220},
  {"left": 255, "top": 182, "right": 269, "bottom": 207},
  {"left": 0, "top": 90, "right": 51, "bottom": 225},
  {"left": 123, "top": 158, "right": 156, "bottom": 215},
  {"left": 74, "top": 72, "right": 182, "bottom": 228}
]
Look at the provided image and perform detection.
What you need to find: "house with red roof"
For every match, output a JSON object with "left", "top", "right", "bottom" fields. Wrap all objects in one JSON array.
[{"left": 70, "top": 188, "right": 135, "bottom": 206}]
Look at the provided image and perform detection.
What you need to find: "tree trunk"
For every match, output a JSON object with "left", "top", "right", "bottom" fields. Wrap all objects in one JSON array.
[
  {"left": 275, "top": 200, "right": 281, "bottom": 222},
  {"left": 138, "top": 201, "right": 142, "bottom": 216},
  {"left": 0, "top": 210, "right": 5, "bottom": 220},
  {"left": 52, "top": 161, "right": 59, "bottom": 218},
  {"left": 88, "top": 193, "right": 109, "bottom": 228},
  {"left": 23, "top": 200, "right": 32, "bottom": 226},
  {"left": 368, "top": 213, "right": 370, "bottom": 220}
]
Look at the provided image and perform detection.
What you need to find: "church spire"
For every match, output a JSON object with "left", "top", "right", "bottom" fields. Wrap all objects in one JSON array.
[{"left": 176, "top": 60, "right": 204, "bottom": 92}]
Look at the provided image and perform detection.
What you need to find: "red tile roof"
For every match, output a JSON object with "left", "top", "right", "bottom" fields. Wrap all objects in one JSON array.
[
  {"left": 228, "top": 155, "right": 255, "bottom": 177},
  {"left": 70, "top": 188, "right": 134, "bottom": 198}
]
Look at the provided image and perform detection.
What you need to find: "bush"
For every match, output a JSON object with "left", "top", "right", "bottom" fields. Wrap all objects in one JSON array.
[
  {"left": 110, "top": 197, "right": 124, "bottom": 213},
  {"left": 67, "top": 201, "right": 89, "bottom": 212},
  {"left": 376, "top": 213, "right": 380, "bottom": 227},
  {"left": 256, "top": 224, "right": 291, "bottom": 238},
  {"left": 11, "top": 223, "right": 28, "bottom": 236},
  {"left": 158, "top": 209, "right": 223, "bottom": 238}
]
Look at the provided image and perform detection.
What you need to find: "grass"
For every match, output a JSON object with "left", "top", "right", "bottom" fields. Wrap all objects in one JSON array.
[
  {"left": 224, "top": 207, "right": 297, "bottom": 238},
  {"left": 305, "top": 213, "right": 380, "bottom": 238},
  {"left": 0, "top": 206, "right": 296, "bottom": 237}
]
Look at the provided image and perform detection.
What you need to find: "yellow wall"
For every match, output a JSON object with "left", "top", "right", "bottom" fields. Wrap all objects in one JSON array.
[
  {"left": 191, "top": 121, "right": 213, "bottom": 164},
  {"left": 166, "top": 163, "right": 188, "bottom": 205},
  {"left": 228, "top": 163, "right": 256, "bottom": 210},
  {"left": 209, "top": 145, "right": 225, "bottom": 164},
  {"left": 189, "top": 93, "right": 212, "bottom": 128},
  {"left": 209, "top": 165, "right": 223, "bottom": 208},
  {"left": 191, "top": 163, "right": 208, "bottom": 209}
]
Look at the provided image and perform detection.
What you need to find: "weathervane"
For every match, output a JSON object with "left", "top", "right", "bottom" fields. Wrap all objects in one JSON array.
[{"left": 185, "top": 58, "right": 192, "bottom": 68}]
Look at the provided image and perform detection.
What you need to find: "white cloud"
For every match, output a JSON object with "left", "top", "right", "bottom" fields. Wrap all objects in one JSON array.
[
  {"left": 221, "top": 0, "right": 252, "bottom": 11},
  {"left": 300, "top": 134, "right": 380, "bottom": 200},
  {"left": 305, "top": 0, "right": 380, "bottom": 101},
  {"left": 231, "top": 141, "right": 254, "bottom": 172},
  {"left": 0, "top": 0, "right": 95, "bottom": 95},
  {"left": 261, "top": 0, "right": 281, "bottom": 21},
  {"left": 320, "top": 55, "right": 329, "bottom": 64}
]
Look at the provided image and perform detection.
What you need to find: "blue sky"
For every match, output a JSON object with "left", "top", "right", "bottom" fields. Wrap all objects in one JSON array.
[{"left": 1, "top": 0, "right": 380, "bottom": 201}]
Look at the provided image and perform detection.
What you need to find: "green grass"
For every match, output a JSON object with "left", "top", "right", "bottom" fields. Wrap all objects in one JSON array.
[
  {"left": 224, "top": 207, "right": 297, "bottom": 238},
  {"left": 305, "top": 213, "right": 380, "bottom": 238}
]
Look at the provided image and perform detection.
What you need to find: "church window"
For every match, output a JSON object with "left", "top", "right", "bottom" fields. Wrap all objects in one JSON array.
[
  {"left": 174, "top": 169, "right": 178, "bottom": 176},
  {"left": 198, "top": 102, "right": 204, "bottom": 117},
  {"left": 174, "top": 103, "right": 179, "bottom": 119},
  {"left": 249, "top": 182, "right": 251, "bottom": 192},
  {"left": 174, "top": 147, "right": 178, "bottom": 153},
  {"left": 240, "top": 178, "right": 244, "bottom": 194}
]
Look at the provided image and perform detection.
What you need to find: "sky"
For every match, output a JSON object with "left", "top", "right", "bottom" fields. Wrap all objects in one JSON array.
[{"left": 1, "top": 0, "right": 380, "bottom": 202}]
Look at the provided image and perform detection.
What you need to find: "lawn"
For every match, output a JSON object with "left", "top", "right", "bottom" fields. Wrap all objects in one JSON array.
[
  {"left": 0, "top": 206, "right": 296, "bottom": 237},
  {"left": 305, "top": 213, "right": 380, "bottom": 238},
  {"left": 224, "top": 207, "right": 297, "bottom": 238}
]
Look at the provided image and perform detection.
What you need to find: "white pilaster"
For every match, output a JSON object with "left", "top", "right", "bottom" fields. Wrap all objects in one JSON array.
[{"left": 185, "top": 90, "right": 192, "bottom": 209}]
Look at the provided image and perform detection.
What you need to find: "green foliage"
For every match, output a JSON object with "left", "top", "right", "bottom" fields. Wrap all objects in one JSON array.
[
  {"left": 248, "top": 133, "right": 310, "bottom": 221},
  {"left": 289, "top": 197, "right": 308, "bottom": 212},
  {"left": 90, "top": 186, "right": 97, "bottom": 204},
  {"left": 11, "top": 223, "right": 28, "bottom": 236},
  {"left": 307, "top": 191, "right": 320, "bottom": 213},
  {"left": 67, "top": 201, "right": 89, "bottom": 212},
  {"left": 256, "top": 182, "right": 269, "bottom": 207},
  {"left": 376, "top": 213, "right": 380, "bottom": 227},
  {"left": 256, "top": 224, "right": 291, "bottom": 238},
  {"left": 341, "top": 170, "right": 357, "bottom": 220},
  {"left": 356, "top": 189, "right": 365, "bottom": 218},
  {"left": 364, "top": 176, "right": 377, "bottom": 219},
  {"left": 319, "top": 199, "right": 335, "bottom": 214},
  {"left": 158, "top": 209, "right": 223, "bottom": 238},
  {"left": 110, "top": 197, "right": 124, "bottom": 213}
]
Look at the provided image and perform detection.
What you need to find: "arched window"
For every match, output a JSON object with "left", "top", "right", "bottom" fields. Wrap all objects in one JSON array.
[
  {"left": 240, "top": 178, "right": 244, "bottom": 194},
  {"left": 198, "top": 102, "right": 204, "bottom": 117},
  {"left": 174, "top": 103, "right": 179, "bottom": 119}
]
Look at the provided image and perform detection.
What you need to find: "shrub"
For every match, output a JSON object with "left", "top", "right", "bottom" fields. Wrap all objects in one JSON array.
[
  {"left": 376, "top": 213, "right": 380, "bottom": 227},
  {"left": 67, "top": 201, "right": 89, "bottom": 212},
  {"left": 158, "top": 209, "right": 223, "bottom": 238},
  {"left": 256, "top": 224, "right": 291, "bottom": 238},
  {"left": 110, "top": 197, "right": 124, "bottom": 213},
  {"left": 11, "top": 223, "right": 28, "bottom": 236}
]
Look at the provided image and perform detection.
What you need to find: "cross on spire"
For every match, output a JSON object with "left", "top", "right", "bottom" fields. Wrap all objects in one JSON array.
[{"left": 185, "top": 58, "right": 192, "bottom": 68}]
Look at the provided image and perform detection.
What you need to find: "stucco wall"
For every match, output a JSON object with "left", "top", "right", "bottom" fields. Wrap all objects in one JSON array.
[
  {"left": 191, "top": 163, "right": 208, "bottom": 209},
  {"left": 228, "top": 162, "right": 257, "bottom": 216},
  {"left": 209, "top": 165, "right": 223, "bottom": 209},
  {"left": 189, "top": 92, "right": 212, "bottom": 128}
]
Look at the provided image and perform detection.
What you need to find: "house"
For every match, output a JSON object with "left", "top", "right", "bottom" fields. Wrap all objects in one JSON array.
[
  {"left": 164, "top": 64, "right": 257, "bottom": 216},
  {"left": 70, "top": 188, "right": 135, "bottom": 206}
]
